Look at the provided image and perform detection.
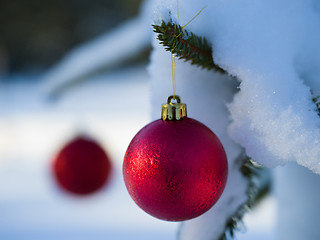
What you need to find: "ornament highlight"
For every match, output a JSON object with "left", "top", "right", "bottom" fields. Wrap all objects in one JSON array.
[
  {"left": 123, "top": 96, "right": 228, "bottom": 221},
  {"left": 53, "top": 136, "right": 112, "bottom": 195}
]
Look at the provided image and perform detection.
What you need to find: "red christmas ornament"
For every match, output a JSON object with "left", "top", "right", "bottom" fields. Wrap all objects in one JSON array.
[
  {"left": 123, "top": 96, "right": 228, "bottom": 221},
  {"left": 53, "top": 136, "right": 112, "bottom": 195}
]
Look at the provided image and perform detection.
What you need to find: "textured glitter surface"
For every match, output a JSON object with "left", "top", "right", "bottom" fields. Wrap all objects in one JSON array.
[
  {"left": 123, "top": 117, "right": 228, "bottom": 221},
  {"left": 53, "top": 136, "right": 112, "bottom": 195}
]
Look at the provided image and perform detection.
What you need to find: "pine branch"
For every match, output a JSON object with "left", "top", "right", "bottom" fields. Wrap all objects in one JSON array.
[
  {"left": 312, "top": 95, "right": 320, "bottom": 116},
  {"left": 176, "top": 155, "right": 270, "bottom": 240},
  {"left": 218, "top": 158, "right": 271, "bottom": 240},
  {"left": 152, "top": 20, "right": 225, "bottom": 72}
]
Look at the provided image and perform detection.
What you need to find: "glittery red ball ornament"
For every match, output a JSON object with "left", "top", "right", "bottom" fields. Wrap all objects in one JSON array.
[
  {"left": 123, "top": 96, "right": 228, "bottom": 221},
  {"left": 53, "top": 136, "right": 111, "bottom": 195}
]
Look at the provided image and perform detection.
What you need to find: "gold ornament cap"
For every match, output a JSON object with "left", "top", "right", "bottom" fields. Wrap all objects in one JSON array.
[{"left": 161, "top": 95, "right": 187, "bottom": 120}]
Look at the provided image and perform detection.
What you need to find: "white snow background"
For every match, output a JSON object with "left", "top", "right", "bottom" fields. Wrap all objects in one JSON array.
[{"left": 1, "top": 0, "right": 320, "bottom": 239}]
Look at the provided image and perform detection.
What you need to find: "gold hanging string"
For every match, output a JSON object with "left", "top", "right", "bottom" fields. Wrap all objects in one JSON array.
[
  {"left": 182, "top": 6, "right": 206, "bottom": 29},
  {"left": 171, "top": 0, "right": 180, "bottom": 100},
  {"left": 171, "top": 52, "right": 176, "bottom": 99},
  {"left": 170, "top": 4, "right": 206, "bottom": 100}
]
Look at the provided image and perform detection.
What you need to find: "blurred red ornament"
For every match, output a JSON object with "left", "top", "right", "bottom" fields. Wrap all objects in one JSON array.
[
  {"left": 123, "top": 96, "right": 228, "bottom": 221},
  {"left": 53, "top": 136, "right": 111, "bottom": 195}
]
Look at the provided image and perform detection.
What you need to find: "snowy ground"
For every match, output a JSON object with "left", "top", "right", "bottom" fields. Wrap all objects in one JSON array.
[{"left": 0, "top": 66, "right": 275, "bottom": 240}]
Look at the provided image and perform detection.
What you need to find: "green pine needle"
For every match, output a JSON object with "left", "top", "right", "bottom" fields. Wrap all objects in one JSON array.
[
  {"left": 152, "top": 20, "right": 225, "bottom": 72},
  {"left": 312, "top": 95, "right": 320, "bottom": 116}
]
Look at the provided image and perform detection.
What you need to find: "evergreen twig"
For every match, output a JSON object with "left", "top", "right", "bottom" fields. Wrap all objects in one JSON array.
[
  {"left": 312, "top": 96, "right": 320, "bottom": 116},
  {"left": 152, "top": 20, "right": 225, "bottom": 72},
  {"left": 218, "top": 158, "right": 270, "bottom": 240}
]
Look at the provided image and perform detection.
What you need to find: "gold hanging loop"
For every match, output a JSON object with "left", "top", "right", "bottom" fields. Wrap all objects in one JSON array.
[{"left": 161, "top": 95, "right": 187, "bottom": 121}]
